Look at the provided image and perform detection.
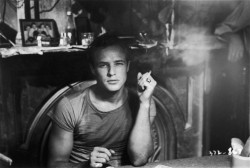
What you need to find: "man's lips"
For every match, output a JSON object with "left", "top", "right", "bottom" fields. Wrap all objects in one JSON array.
[{"left": 107, "top": 80, "right": 119, "bottom": 84}]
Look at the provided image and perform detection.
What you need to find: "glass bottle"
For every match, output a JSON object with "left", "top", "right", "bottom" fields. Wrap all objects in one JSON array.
[
  {"left": 65, "top": 10, "right": 76, "bottom": 45},
  {"left": 59, "top": 32, "right": 67, "bottom": 46}
]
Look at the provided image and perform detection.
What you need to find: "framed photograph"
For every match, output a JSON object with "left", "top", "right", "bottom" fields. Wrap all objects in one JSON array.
[{"left": 19, "top": 19, "right": 59, "bottom": 47}]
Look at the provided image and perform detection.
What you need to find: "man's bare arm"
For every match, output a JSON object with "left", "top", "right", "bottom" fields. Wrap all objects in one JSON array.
[
  {"left": 127, "top": 72, "right": 157, "bottom": 166},
  {"left": 47, "top": 123, "right": 89, "bottom": 168}
]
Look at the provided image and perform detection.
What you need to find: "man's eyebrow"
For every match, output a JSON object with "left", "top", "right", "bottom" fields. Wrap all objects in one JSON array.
[
  {"left": 115, "top": 60, "right": 126, "bottom": 62},
  {"left": 96, "top": 59, "right": 126, "bottom": 64},
  {"left": 97, "top": 61, "right": 107, "bottom": 64}
]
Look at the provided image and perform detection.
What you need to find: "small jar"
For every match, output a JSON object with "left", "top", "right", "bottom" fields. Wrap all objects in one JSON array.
[
  {"left": 81, "top": 32, "right": 94, "bottom": 47},
  {"left": 37, "top": 35, "right": 42, "bottom": 47}
]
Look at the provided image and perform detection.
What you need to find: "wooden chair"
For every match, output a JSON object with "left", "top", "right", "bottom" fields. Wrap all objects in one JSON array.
[{"left": 19, "top": 80, "right": 184, "bottom": 167}]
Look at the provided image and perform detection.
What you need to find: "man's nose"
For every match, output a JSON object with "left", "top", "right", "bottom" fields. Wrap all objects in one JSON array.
[{"left": 108, "top": 66, "right": 116, "bottom": 76}]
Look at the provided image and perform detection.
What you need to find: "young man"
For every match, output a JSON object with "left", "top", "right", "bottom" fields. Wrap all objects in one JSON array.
[{"left": 47, "top": 33, "right": 157, "bottom": 168}]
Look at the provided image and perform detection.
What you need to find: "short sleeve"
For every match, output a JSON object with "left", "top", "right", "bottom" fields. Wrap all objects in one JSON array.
[{"left": 49, "top": 97, "right": 77, "bottom": 132}]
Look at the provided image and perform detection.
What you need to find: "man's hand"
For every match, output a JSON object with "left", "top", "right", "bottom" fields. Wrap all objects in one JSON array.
[
  {"left": 137, "top": 71, "right": 157, "bottom": 103},
  {"left": 227, "top": 33, "right": 244, "bottom": 62},
  {"left": 89, "top": 147, "right": 115, "bottom": 168}
]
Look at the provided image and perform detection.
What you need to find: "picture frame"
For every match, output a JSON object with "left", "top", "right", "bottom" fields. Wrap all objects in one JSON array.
[{"left": 19, "top": 19, "right": 59, "bottom": 47}]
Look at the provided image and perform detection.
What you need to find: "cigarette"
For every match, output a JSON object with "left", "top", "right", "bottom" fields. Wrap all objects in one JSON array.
[
  {"left": 0, "top": 153, "right": 12, "bottom": 166},
  {"left": 109, "top": 149, "right": 115, "bottom": 154},
  {"left": 146, "top": 71, "right": 152, "bottom": 79}
]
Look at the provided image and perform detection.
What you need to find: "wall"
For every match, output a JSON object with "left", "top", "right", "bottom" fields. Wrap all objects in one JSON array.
[
  {"left": 39, "top": 0, "right": 71, "bottom": 33},
  {"left": 0, "top": 0, "right": 18, "bottom": 30},
  {"left": 7, "top": 0, "right": 168, "bottom": 38}
]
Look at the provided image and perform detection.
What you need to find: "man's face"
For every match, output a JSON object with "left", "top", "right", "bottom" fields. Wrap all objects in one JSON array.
[{"left": 92, "top": 46, "right": 129, "bottom": 92}]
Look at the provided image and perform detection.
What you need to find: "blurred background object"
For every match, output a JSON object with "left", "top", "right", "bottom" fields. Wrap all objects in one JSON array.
[{"left": 0, "top": 153, "right": 12, "bottom": 167}]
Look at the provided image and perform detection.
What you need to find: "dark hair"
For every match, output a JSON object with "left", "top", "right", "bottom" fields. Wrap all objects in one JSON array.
[
  {"left": 87, "top": 33, "right": 131, "bottom": 66},
  {"left": 39, "top": 23, "right": 45, "bottom": 28},
  {"left": 25, "top": 25, "right": 31, "bottom": 29},
  {"left": 45, "top": 24, "right": 51, "bottom": 29}
]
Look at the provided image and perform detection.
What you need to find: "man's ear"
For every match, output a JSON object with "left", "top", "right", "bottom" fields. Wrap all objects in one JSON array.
[{"left": 127, "top": 61, "right": 130, "bottom": 72}]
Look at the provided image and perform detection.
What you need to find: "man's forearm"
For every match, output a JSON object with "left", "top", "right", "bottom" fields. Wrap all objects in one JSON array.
[{"left": 128, "top": 101, "right": 154, "bottom": 166}]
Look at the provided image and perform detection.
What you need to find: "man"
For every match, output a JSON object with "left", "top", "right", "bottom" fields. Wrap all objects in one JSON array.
[
  {"left": 214, "top": 0, "right": 250, "bottom": 62},
  {"left": 29, "top": 23, "right": 38, "bottom": 38},
  {"left": 47, "top": 33, "right": 157, "bottom": 168}
]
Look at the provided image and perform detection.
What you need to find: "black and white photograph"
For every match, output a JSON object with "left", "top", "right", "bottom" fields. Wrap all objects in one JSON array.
[{"left": 0, "top": 0, "right": 250, "bottom": 168}]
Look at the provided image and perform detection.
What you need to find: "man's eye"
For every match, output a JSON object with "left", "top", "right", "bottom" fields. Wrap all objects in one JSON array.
[{"left": 98, "top": 64, "right": 107, "bottom": 68}]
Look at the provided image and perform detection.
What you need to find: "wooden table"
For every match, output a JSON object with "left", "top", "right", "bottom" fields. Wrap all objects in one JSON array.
[{"left": 120, "top": 155, "right": 231, "bottom": 168}]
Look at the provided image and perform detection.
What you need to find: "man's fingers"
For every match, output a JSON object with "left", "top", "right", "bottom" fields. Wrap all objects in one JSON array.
[
  {"left": 137, "top": 71, "right": 151, "bottom": 85},
  {"left": 95, "top": 157, "right": 108, "bottom": 163},
  {"left": 139, "top": 74, "right": 155, "bottom": 86},
  {"left": 137, "top": 71, "right": 157, "bottom": 93},
  {"left": 96, "top": 152, "right": 110, "bottom": 162},
  {"left": 138, "top": 71, "right": 151, "bottom": 81},
  {"left": 144, "top": 76, "right": 157, "bottom": 90},
  {"left": 142, "top": 71, "right": 152, "bottom": 81},
  {"left": 90, "top": 153, "right": 108, "bottom": 167},
  {"left": 90, "top": 162, "right": 103, "bottom": 168},
  {"left": 94, "top": 147, "right": 112, "bottom": 157},
  {"left": 90, "top": 148, "right": 115, "bottom": 168},
  {"left": 137, "top": 72, "right": 142, "bottom": 80}
]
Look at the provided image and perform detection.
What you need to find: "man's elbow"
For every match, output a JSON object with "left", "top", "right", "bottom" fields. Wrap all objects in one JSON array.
[
  {"left": 131, "top": 157, "right": 148, "bottom": 167},
  {"left": 130, "top": 151, "right": 154, "bottom": 167},
  {"left": 128, "top": 143, "right": 154, "bottom": 166}
]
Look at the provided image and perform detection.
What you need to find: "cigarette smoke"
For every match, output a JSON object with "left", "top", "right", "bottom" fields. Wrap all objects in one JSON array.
[{"left": 173, "top": 24, "right": 224, "bottom": 66}]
